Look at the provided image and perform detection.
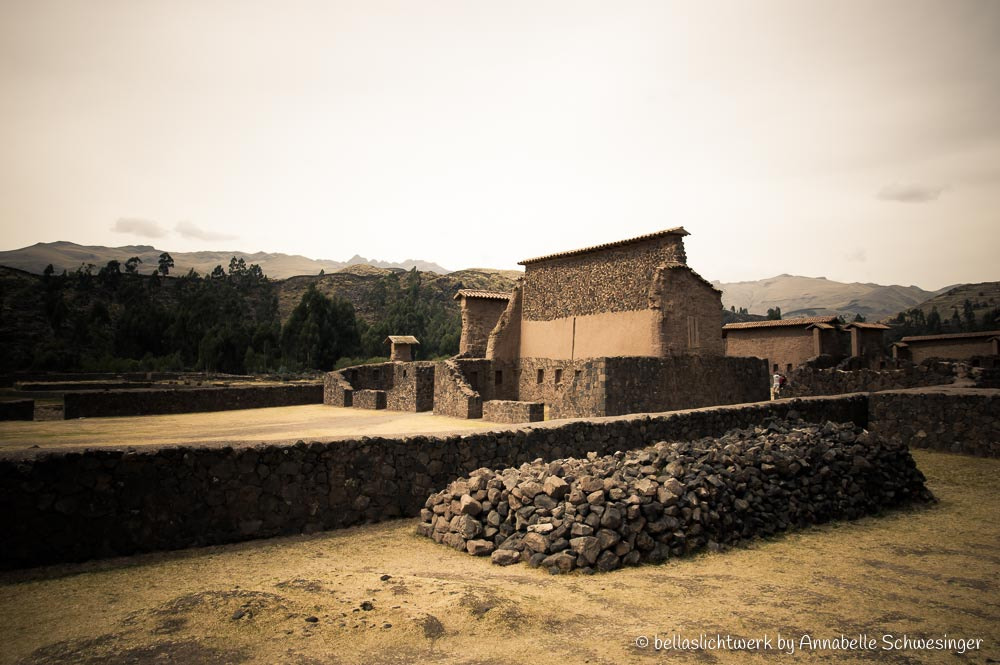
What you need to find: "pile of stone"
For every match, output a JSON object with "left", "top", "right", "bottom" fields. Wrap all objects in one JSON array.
[{"left": 416, "top": 418, "right": 933, "bottom": 574}]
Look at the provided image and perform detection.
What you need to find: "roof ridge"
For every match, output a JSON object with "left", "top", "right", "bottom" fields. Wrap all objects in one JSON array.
[{"left": 518, "top": 227, "right": 688, "bottom": 266}]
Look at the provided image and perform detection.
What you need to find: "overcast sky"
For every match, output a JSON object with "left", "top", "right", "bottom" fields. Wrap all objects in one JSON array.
[{"left": 1, "top": 0, "right": 997, "bottom": 289}]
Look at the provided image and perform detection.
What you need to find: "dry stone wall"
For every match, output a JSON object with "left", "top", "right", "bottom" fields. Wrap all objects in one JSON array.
[
  {"left": 869, "top": 389, "right": 1000, "bottom": 458},
  {"left": 324, "top": 362, "right": 435, "bottom": 412},
  {"left": 63, "top": 384, "right": 322, "bottom": 419},
  {"left": 0, "top": 394, "right": 866, "bottom": 569},
  {"left": 482, "top": 400, "right": 544, "bottom": 423},
  {"left": 782, "top": 363, "right": 957, "bottom": 398}
]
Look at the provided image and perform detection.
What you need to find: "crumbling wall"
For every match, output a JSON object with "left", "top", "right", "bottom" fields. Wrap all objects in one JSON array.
[
  {"left": 486, "top": 285, "right": 523, "bottom": 362},
  {"left": 325, "top": 362, "right": 435, "bottom": 412},
  {"left": 433, "top": 359, "right": 483, "bottom": 419},
  {"left": 869, "top": 389, "right": 1000, "bottom": 457},
  {"left": 459, "top": 298, "right": 509, "bottom": 357}
]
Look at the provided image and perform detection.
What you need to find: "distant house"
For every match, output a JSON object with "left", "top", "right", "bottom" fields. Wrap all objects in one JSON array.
[
  {"left": 385, "top": 335, "right": 420, "bottom": 362},
  {"left": 723, "top": 316, "right": 842, "bottom": 373},
  {"left": 892, "top": 330, "right": 1000, "bottom": 363},
  {"left": 843, "top": 322, "right": 891, "bottom": 360},
  {"left": 453, "top": 290, "right": 510, "bottom": 357}
]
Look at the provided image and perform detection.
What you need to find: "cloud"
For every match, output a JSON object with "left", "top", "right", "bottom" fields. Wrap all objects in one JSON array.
[
  {"left": 876, "top": 183, "right": 945, "bottom": 203},
  {"left": 111, "top": 217, "right": 168, "bottom": 238},
  {"left": 175, "top": 221, "right": 238, "bottom": 242}
]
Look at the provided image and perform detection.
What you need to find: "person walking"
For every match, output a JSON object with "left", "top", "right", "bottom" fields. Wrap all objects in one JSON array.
[{"left": 772, "top": 372, "right": 782, "bottom": 400}]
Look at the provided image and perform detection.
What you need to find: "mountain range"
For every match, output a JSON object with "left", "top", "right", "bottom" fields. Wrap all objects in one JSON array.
[
  {"left": 0, "top": 241, "right": 451, "bottom": 279},
  {"left": 0, "top": 241, "right": 984, "bottom": 321}
]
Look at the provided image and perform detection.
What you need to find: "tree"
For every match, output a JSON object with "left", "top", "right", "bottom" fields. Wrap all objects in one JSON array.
[
  {"left": 125, "top": 256, "right": 142, "bottom": 275},
  {"left": 853, "top": 313, "right": 866, "bottom": 323},
  {"left": 962, "top": 299, "right": 976, "bottom": 331},
  {"left": 157, "top": 252, "right": 174, "bottom": 277},
  {"left": 281, "top": 285, "right": 360, "bottom": 369},
  {"left": 766, "top": 306, "right": 782, "bottom": 320}
]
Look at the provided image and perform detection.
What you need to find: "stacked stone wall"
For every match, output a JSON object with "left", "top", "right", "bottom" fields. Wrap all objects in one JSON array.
[
  {"left": 782, "top": 363, "right": 957, "bottom": 398},
  {"left": 433, "top": 360, "right": 483, "bottom": 419},
  {"left": 324, "top": 362, "right": 434, "bottom": 412},
  {"left": 459, "top": 299, "right": 509, "bottom": 357},
  {"left": 353, "top": 390, "right": 387, "bottom": 410},
  {"left": 522, "top": 235, "right": 685, "bottom": 321},
  {"left": 0, "top": 399, "right": 34, "bottom": 421},
  {"left": 869, "top": 389, "right": 999, "bottom": 457},
  {"left": 514, "top": 358, "right": 608, "bottom": 419},
  {"left": 482, "top": 400, "right": 544, "bottom": 423},
  {"left": 0, "top": 394, "right": 866, "bottom": 569},
  {"left": 63, "top": 384, "right": 322, "bottom": 419}
]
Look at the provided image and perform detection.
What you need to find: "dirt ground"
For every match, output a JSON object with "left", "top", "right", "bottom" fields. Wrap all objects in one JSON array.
[
  {"left": 1, "top": 449, "right": 997, "bottom": 665},
  {"left": 0, "top": 405, "right": 499, "bottom": 452}
]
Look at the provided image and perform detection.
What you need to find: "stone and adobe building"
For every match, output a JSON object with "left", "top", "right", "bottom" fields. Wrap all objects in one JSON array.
[
  {"left": 454, "top": 290, "right": 509, "bottom": 357},
  {"left": 843, "top": 321, "right": 891, "bottom": 363},
  {"left": 892, "top": 330, "right": 1000, "bottom": 364},
  {"left": 326, "top": 227, "right": 770, "bottom": 422},
  {"left": 386, "top": 336, "right": 419, "bottom": 362},
  {"left": 722, "top": 316, "right": 843, "bottom": 373}
]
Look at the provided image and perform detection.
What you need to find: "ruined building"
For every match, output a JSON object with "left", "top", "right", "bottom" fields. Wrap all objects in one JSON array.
[{"left": 326, "top": 228, "right": 768, "bottom": 422}]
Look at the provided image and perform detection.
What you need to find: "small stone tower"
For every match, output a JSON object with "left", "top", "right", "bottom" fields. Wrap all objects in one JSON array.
[{"left": 385, "top": 335, "right": 420, "bottom": 362}]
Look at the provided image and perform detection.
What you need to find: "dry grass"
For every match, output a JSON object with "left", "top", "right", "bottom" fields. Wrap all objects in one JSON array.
[{"left": 1, "top": 449, "right": 997, "bottom": 665}]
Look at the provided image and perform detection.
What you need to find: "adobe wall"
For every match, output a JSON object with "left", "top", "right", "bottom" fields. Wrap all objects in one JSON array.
[
  {"left": 521, "top": 235, "right": 685, "bottom": 321},
  {"left": 63, "top": 384, "right": 322, "bottom": 419},
  {"left": 603, "top": 356, "right": 769, "bottom": 416},
  {"left": 869, "top": 389, "right": 999, "bottom": 458},
  {"left": 651, "top": 265, "right": 724, "bottom": 356},
  {"left": 725, "top": 328, "right": 817, "bottom": 373},
  {"left": 519, "top": 310, "right": 660, "bottom": 360},
  {"left": 0, "top": 399, "right": 34, "bottom": 421},
  {"left": 459, "top": 298, "right": 509, "bottom": 357},
  {"left": 0, "top": 393, "right": 868, "bottom": 569},
  {"left": 908, "top": 339, "right": 996, "bottom": 363},
  {"left": 782, "top": 363, "right": 957, "bottom": 398}
]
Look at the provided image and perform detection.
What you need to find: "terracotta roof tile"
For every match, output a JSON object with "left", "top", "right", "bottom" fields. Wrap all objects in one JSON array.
[
  {"left": 518, "top": 227, "right": 688, "bottom": 266},
  {"left": 722, "top": 316, "right": 840, "bottom": 331},
  {"left": 385, "top": 335, "right": 420, "bottom": 345},
  {"left": 843, "top": 322, "right": 891, "bottom": 330},
  {"left": 899, "top": 330, "right": 1000, "bottom": 343},
  {"left": 453, "top": 289, "right": 510, "bottom": 301}
]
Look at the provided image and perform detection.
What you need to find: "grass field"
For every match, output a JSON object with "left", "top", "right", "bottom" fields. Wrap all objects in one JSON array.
[{"left": 1, "top": 448, "right": 997, "bottom": 664}]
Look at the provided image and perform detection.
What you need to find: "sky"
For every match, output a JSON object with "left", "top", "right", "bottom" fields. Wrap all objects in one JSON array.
[{"left": 1, "top": 0, "right": 997, "bottom": 290}]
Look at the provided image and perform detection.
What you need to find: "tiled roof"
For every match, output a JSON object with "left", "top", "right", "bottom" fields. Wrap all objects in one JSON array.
[
  {"left": 807, "top": 322, "right": 836, "bottom": 330},
  {"left": 722, "top": 316, "right": 840, "bottom": 331},
  {"left": 518, "top": 227, "right": 688, "bottom": 266},
  {"left": 385, "top": 335, "right": 420, "bottom": 345},
  {"left": 662, "top": 263, "right": 721, "bottom": 293},
  {"left": 453, "top": 289, "right": 510, "bottom": 301},
  {"left": 900, "top": 330, "right": 1000, "bottom": 343},
  {"left": 843, "top": 322, "right": 891, "bottom": 330}
]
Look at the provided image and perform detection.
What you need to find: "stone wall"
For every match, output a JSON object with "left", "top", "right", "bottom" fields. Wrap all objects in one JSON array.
[
  {"left": 486, "top": 285, "right": 523, "bottom": 361},
  {"left": 353, "top": 390, "right": 387, "bottom": 410},
  {"left": 433, "top": 359, "right": 483, "bottom": 419},
  {"left": 521, "top": 234, "right": 685, "bottom": 321},
  {"left": 782, "top": 363, "right": 957, "bottom": 398},
  {"left": 324, "top": 362, "right": 435, "bottom": 412},
  {"left": 63, "top": 384, "right": 323, "bottom": 419},
  {"left": 482, "top": 400, "right": 544, "bottom": 423},
  {"left": 908, "top": 338, "right": 997, "bottom": 363},
  {"left": 513, "top": 358, "right": 608, "bottom": 419},
  {"left": 0, "top": 393, "right": 867, "bottom": 569},
  {"left": 459, "top": 298, "right": 509, "bottom": 357},
  {"left": 869, "top": 389, "right": 999, "bottom": 457},
  {"left": 603, "top": 356, "right": 769, "bottom": 416},
  {"left": 0, "top": 399, "right": 34, "bottom": 421},
  {"left": 651, "top": 265, "right": 725, "bottom": 356}
]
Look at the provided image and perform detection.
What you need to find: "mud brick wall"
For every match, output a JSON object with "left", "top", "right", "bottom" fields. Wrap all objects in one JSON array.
[
  {"left": 603, "top": 356, "right": 769, "bottom": 416},
  {"left": 725, "top": 327, "right": 819, "bottom": 373},
  {"left": 63, "top": 384, "right": 322, "bottom": 419},
  {"left": 0, "top": 393, "right": 868, "bottom": 569},
  {"left": 869, "top": 389, "right": 1000, "bottom": 458},
  {"left": 482, "top": 400, "right": 544, "bottom": 423},
  {"left": 522, "top": 235, "right": 685, "bottom": 320},
  {"left": 782, "top": 363, "right": 957, "bottom": 398},
  {"left": 0, "top": 399, "right": 34, "bottom": 421}
]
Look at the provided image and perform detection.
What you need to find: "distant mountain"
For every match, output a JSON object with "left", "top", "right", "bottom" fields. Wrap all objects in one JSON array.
[
  {"left": 0, "top": 241, "right": 451, "bottom": 279},
  {"left": 713, "top": 274, "right": 949, "bottom": 321},
  {"left": 902, "top": 281, "right": 1000, "bottom": 320}
]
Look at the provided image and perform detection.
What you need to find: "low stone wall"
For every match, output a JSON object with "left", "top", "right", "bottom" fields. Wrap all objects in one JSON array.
[
  {"left": 353, "top": 390, "right": 387, "bottom": 410},
  {"left": 63, "top": 384, "right": 322, "bottom": 419},
  {"left": 0, "top": 399, "right": 34, "bottom": 421},
  {"left": 0, "top": 394, "right": 865, "bottom": 568},
  {"left": 17, "top": 381, "right": 154, "bottom": 392},
  {"left": 483, "top": 400, "right": 544, "bottom": 423},
  {"left": 869, "top": 389, "right": 1000, "bottom": 458},
  {"left": 323, "top": 372, "right": 353, "bottom": 407},
  {"left": 782, "top": 362, "right": 956, "bottom": 398}
]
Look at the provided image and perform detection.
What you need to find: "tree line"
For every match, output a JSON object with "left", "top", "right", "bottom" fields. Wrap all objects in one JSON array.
[{"left": 6, "top": 255, "right": 460, "bottom": 374}]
